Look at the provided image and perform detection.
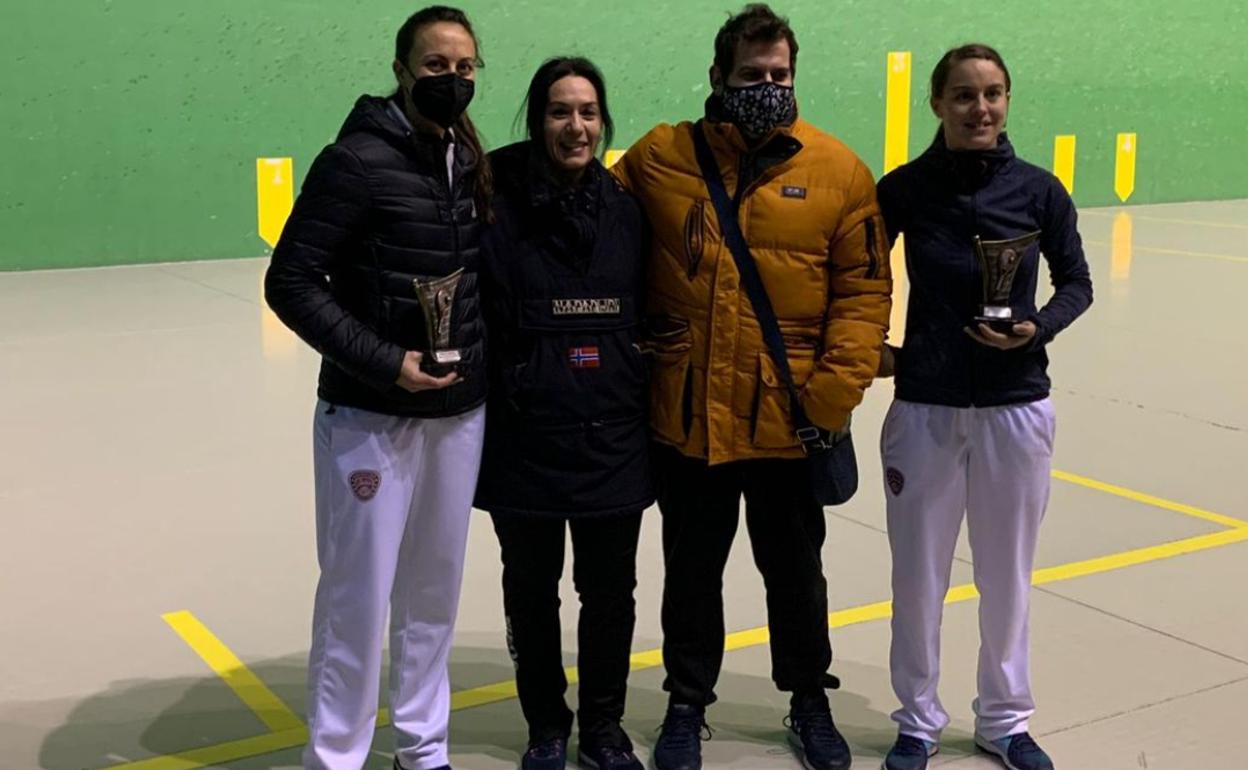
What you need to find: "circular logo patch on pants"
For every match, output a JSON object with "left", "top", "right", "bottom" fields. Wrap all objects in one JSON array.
[
  {"left": 349, "top": 469, "right": 381, "bottom": 501},
  {"left": 886, "top": 467, "right": 905, "bottom": 496}
]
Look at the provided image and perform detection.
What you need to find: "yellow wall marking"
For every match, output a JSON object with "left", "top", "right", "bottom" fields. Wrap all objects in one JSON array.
[
  {"left": 1115, "top": 133, "right": 1137, "bottom": 202},
  {"left": 161, "top": 611, "right": 304, "bottom": 733},
  {"left": 604, "top": 149, "right": 625, "bottom": 168},
  {"left": 884, "top": 51, "right": 912, "bottom": 175},
  {"left": 1053, "top": 135, "right": 1077, "bottom": 194},
  {"left": 1110, "top": 211, "right": 1133, "bottom": 282},
  {"left": 889, "top": 235, "right": 908, "bottom": 346},
  {"left": 109, "top": 475, "right": 1245, "bottom": 770},
  {"left": 257, "top": 158, "right": 294, "bottom": 249}
]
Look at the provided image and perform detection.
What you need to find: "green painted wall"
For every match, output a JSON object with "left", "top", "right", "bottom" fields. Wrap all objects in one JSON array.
[{"left": 2, "top": 0, "right": 1246, "bottom": 271}]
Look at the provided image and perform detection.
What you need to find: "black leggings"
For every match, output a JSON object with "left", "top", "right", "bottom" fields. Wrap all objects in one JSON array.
[{"left": 491, "top": 511, "right": 644, "bottom": 748}]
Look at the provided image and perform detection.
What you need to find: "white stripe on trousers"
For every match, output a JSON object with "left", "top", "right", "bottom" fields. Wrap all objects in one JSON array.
[
  {"left": 303, "top": 401, "right": 485, "bottom": 770},
  {"left": 881, "top": 398, "right": 1055, "bottom": 743}
]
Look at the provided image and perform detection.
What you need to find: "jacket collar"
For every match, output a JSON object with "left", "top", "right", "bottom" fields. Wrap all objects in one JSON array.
[
  {"left": 920, "top": 128, "right": 1016, "bottom": 190},
  {"left": 521, "top": 142, "right": 604, "bottom": 211},
  {"left": 702, "top": 93, "right": 803, "bottom": 157}
]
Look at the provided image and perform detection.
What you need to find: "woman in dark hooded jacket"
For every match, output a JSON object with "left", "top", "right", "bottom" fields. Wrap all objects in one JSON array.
[
  {"left": 475, "top": 57, "right": 651, "bottom": 770},
  {"left": 875, "top": 44, "right": 1093, "bottom": 770}
]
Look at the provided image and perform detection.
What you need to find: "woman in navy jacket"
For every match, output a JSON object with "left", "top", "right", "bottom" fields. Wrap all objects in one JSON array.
[
  {"left": 876, "top": 44, "right": 1092, "bottom": 770},
  {"left": 474, "top": 57, "right": 651, "bottom": 770}
]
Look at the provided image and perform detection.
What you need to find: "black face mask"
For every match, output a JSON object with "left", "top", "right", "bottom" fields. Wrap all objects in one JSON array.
[
  {"left": 719, "top": 81, "right": 797, "bottom": 139},
  {"left": 404, "top": 70, "right": 475, "bottom": 129}
]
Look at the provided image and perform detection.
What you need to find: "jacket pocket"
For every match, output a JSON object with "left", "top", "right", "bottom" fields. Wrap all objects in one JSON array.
[
  {"left": 647, "top": 327, "right": 694, "bottom": 445},
  {"left": 683, "top": 199, "right": 708, "bottom": 280},
  {"left": 751, "top": 349, "right": 816, "bottom": 449}
]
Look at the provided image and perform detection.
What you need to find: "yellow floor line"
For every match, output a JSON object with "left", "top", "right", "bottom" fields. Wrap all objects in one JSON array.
[
  {"left": 114, "top": 474, "right": 1246, "bottom": 770},
  {"left": 161, "top": 611, "right": 304, "bottom": 733},
  {"left": 95, "top": 726, "right": 309, "bottom": 770},
  {"left": 1052, "top": 470, "right": 1248, "bottom": 529},
  {"left": 1030, "top": 527, "right": 1248, "bottom": 584},
  {"left": 110, "top": 523, "right": 1248, "bottom": 770},
  {"left": 1083, "top": 239, "right": 1247, "bottom": 264},
  {"left": 1082, "top": 210, "right": 1248, "bottom": 231}
]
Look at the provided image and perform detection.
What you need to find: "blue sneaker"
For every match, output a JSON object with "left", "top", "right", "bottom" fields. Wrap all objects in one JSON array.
[
  {"left": 881, "top": 734, "right": 937, "bottom": 770},
  {"left": 786, "top": 707, "right": 851, "bottom": 770},
  {"left": 975, "top": 732, "right": 1054, "bottom": 770},
  {"left": 521, "top": 737, "right": 568, "bottom": 770},
  {"left": 652, "top": 703, "right": 709, "bottom": 770}
]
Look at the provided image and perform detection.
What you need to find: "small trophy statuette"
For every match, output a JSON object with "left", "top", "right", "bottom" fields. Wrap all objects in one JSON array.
[{"left": 412, "top": 267, "right": 465, "bottom": 376}]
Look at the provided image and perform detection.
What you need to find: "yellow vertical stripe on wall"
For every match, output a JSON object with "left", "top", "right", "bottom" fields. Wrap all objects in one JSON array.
[
  {"left": 884, "top": 51, "right": 912, "bottom": 175},
  {"left": 1115, "top": 133, "right": 1137, "bottom": 202},
  {"left": 1053, "top": 135, "right": 1077, "bottom": 194},
  {"left": 257, "top": 158, "right": 294, "bottom": 249}
]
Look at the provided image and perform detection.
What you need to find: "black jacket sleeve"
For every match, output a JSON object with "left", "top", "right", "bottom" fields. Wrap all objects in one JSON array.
[
  {"left": 264, "top": 144, "right": 405, "bottom": 389},
  {"left": 876, "top": 169, "right": 906, "bottom": 245},
  {"left": 1031, "top": 177, "right": 1094, "bottom": 348}
]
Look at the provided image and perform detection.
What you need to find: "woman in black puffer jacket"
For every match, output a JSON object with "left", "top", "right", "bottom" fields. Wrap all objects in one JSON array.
[
  {"left": 263, "top": 7, "right": 490, "bottom": 770},
  {"left": 475, "top": 57, "right": 651, "bottom": 770}
]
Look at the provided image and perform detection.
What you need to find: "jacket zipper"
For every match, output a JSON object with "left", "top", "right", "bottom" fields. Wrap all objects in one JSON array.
[
  {"left": 864, "top": 218, "right": 880, "bottom": 279},
  {"left": 968, "top": 188, "right": 980, "bottom": 404},
  {"left": 444, "top": 143, "right": 460, "bottom": 413}
]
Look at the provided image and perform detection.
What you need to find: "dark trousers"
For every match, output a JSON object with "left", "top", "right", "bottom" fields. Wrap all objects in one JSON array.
[
  {"left": 491, "top": 511, "right": 643, "bottom": 748},
  {"left": 655, "top": 443, "right": 832, "bottom": 707}
]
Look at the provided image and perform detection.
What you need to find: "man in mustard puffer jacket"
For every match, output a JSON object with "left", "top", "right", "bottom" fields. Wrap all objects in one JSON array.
[{"left": 612, "top": 5, "right": 891, "bottom": 770}]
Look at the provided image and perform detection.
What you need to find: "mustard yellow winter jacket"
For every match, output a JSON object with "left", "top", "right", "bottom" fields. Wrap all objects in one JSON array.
[{"left": 613, "top": 117, "right": 891, "bottom": 464}]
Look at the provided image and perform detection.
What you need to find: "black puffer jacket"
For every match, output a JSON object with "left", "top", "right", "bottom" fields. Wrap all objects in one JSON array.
[
  {"left": 474, "top": 142, "right": 653, "bottom": 518},
  {"left": 877, "top": 132, "right": 1093, "bottom": 407},
  {"left": 265, "top": 95, "right": 486, "bottom": 417}
]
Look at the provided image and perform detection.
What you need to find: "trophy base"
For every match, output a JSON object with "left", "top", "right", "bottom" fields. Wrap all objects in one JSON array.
[
  {"left": 420, "top": 349, "right": 462, "bottom": 377},
  {"left": 975, "top": 306, "right": 1022, "bottom": 335}
]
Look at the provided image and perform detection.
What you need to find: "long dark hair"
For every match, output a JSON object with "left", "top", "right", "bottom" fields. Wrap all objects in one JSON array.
[
  {"left": 394, "top": 6, "right": 493, "bottom": 220},
  {"left": 518, "top": 57, "right": 615, "bottom": 157}
]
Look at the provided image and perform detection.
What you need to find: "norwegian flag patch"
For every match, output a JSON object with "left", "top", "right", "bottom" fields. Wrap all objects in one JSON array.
[{"left": 568, "top": 346, "right": 601, "bottom": 369}]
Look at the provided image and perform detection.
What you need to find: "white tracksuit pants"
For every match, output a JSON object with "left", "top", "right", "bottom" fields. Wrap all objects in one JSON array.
[
  {"left": 881, "top": 398, "right": 1055, "bottom": 743},
  {"left": 303, "top": 401, "right": 485, "bottom": 770}
]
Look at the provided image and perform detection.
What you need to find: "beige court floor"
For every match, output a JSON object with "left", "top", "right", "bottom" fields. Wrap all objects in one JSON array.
[{"left": 1, "top": 199, "right": 1246, "bottom": 770}]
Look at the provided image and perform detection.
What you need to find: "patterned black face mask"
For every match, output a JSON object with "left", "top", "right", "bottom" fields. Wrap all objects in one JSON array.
[{"left": 720, "top": 82, "right": 797, "bottom": 139}]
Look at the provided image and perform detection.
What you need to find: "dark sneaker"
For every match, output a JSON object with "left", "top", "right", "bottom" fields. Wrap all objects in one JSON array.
[
  {"left": 395, "top": 762, "right": 449, "bottom": 770},
  {"left": 975, "top": 732, "right": 1054, "bottom": 770},
  {"left": 652, "top": 703, "right": 710, "bottom": 770},
  {"left": 881, "top": 734, "right": 937, "bottom": 770},
  {"left": 577, "top": 742, "right": 643, "bottom": 770},
  {"left": 786, "top": 706, "right": 852, "bottom": 770},
  {"left": 522, "top": 737, "right": 568, "bottom": 770}
]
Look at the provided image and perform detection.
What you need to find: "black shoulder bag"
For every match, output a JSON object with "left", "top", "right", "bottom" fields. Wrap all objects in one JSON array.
[{"left": 689, "top": 121, "right": 858, "bottom": 506}]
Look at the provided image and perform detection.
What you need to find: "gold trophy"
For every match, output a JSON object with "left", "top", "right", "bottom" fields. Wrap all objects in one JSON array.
[
  {"left": 412, "top": 267, "right": 464, "bottom": 376},
  {"left": 973, "top": 230, "right": 1041, "bottom": 333}
]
